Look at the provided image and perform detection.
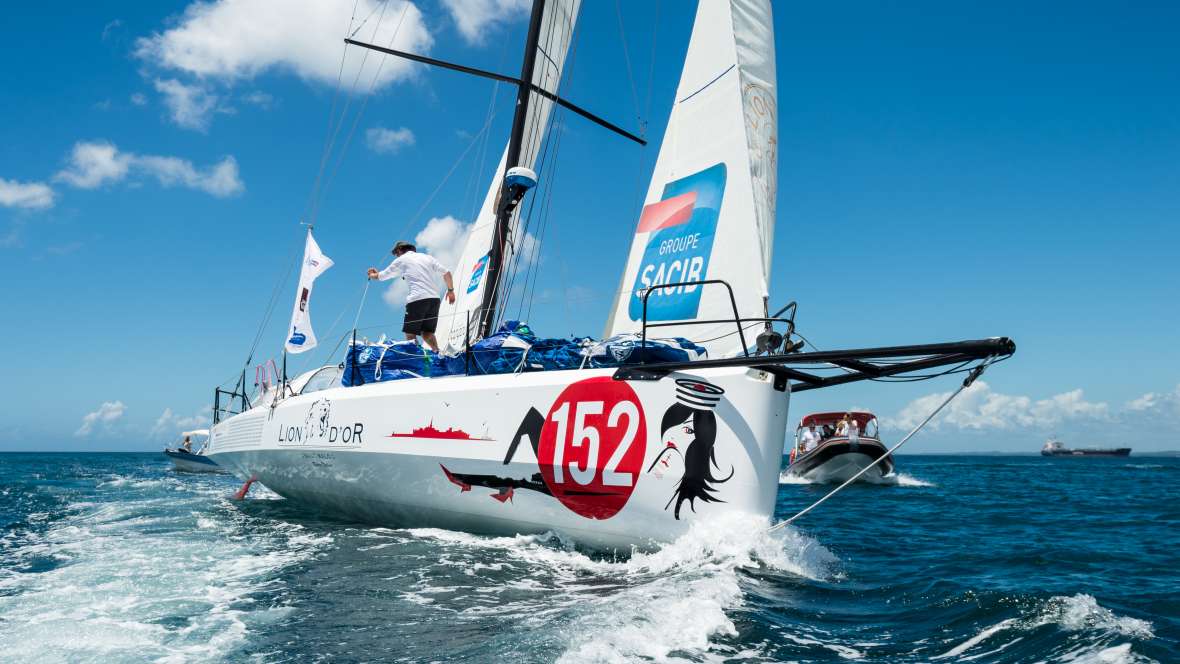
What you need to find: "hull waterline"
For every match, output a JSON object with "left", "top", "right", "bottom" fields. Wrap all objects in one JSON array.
[{"left": 207, "top": 366, "right": 789, "bottom": 549}]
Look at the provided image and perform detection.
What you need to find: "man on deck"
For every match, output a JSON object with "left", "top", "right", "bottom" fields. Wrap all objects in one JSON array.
[{"left": 368, "top": 241, "right": 456, "bottom": 353}]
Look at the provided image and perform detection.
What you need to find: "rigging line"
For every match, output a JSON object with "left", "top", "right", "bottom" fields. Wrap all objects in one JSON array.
[
  {"left": 304, "top": 0, "right": 361, "bottom": 224},
  {"left": 643, "top": 0, "right": 659, "bottom": 127},
  {"left": 349, "top": 0, "right": 386, "bottom": 38},
  {"left": 769, "top": 361, "right": 992, "bottom": 532},
  {"left": 464, "top": 81, "right": 502, "bottom": 223},
  {"left": 513, "top": 114, "right": 559, "bottom": 321},
  {"left": 505, "top": 8, "right": 581, "bottom": 324},
  {"left": 504, "top": 68, "right": 561, "bottom": 319},
  {"left": 792, "top": 330, "right": 985, "bottom": 383},
  {"left": 466, "top": 39, "right": 510, "bottom": 223},
  {"left": 318, "top": 2, "right": 411, "bottom": 220},
  {"left": 613, "top": 0, "right": 644, "bottom": 131},
  {"left": 242, "top": 229, "right": 304, "bottom": 370},
  {"left": 377, "top": 110, "right": 498, "bottom": 261},
  {"left": 308, "top": 0, "right": 392, "bottom": 226},
  {"left": 524, "top": 103, "right": 569, "bottom": 322}
]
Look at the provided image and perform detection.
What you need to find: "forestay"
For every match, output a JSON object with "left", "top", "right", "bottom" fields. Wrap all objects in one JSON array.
[
  {"left": 604, "top": 0, "right": 777, "bottom": 358},
  {"left": 436, "top": 0, "right": 582, "bottom": 354}
]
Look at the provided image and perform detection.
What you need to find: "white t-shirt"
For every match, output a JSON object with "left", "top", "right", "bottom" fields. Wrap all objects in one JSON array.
[
  {"left": 801, "top": 429, "right": 819, "bottom": 451},
  {"left": 377, "top": 251, "right": 449, "bottom": 303},
  {"left": 847, "top": 421, "right": 859, "bottom": 441}
]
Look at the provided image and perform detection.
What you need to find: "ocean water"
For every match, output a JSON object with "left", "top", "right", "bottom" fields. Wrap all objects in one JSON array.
[{"left": 0, "top": 453, "right": 1175, "bottom": 663}]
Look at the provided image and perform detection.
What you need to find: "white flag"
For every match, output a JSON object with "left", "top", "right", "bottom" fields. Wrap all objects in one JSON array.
[{"left": 285, "top": 230, "right": 334, "bottom": 354}]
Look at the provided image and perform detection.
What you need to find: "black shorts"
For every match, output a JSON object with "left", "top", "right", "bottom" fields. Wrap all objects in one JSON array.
[{"left": 404, "top": 298, "right": 441, "bottom": 335}]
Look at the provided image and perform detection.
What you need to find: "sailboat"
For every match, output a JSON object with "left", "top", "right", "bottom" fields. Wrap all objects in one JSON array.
[{"left": 206, "top": 0, "right": 1013, "bottom": 549}]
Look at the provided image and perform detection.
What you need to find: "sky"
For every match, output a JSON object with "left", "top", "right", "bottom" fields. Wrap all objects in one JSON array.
[{"left": 1, "top": 0, "right": 1177, "bottom": 453}]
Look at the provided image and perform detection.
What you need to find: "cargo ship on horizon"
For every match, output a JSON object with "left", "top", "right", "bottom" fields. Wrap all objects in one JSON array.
[{"left": 1041, "top": 438, "right": 1131, "bottom": 457}]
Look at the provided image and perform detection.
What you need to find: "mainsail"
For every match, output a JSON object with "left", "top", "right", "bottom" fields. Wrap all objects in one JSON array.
[
  {"left": 604, "top": 0, "right": 777, "bottom": 358},
  {"left": 436, "top": 0, "right": 582, "bottom": 354}
]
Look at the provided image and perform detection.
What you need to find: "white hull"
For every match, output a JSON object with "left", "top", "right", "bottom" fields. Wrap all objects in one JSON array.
[
  {"left": 207, "top": 366, "right": 789, "bottom": 549},
  {"left": 791, "top": 452, "right": 888, "bottom": 484},
  {"left": 815, "top": 453, "right": 879, "bottom": 483}
]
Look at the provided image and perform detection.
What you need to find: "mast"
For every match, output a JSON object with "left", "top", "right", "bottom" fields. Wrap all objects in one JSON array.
[
  {"left": 480, "top": 0, "right": 548, "bottom": 339},
  {"left": 346, "top": 0, "right": 641, "bottom": 345}
]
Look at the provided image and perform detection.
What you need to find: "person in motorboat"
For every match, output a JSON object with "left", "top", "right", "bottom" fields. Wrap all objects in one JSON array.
[
  {"left": 835, "top": 415, "right": 848, "bottom": 437},
  {"left": 800, "top": 425, "right": 820, "bottom": 453},
  {"left": 821, "top": 423, "right": 835, "bottom": 441},
  {"left": 367, "top": 241, "right": 456, "bottom": 353},
  {"left": 180, "top": 435, "right": 192, "bottom": 453},
  {"left": 846, "top": 413, "right": 860, "bottom": 449}
]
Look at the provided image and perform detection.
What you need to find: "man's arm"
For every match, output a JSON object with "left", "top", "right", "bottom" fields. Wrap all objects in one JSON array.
[
  {"left": 368, "top": 259, "right": 402, "bottom": 281},
  {"left": 443, "top": 271, "right": 455, "bottom": 304}
]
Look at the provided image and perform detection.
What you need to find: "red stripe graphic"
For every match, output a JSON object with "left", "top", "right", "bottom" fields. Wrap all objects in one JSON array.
[{"left": 635, "top": 191, "right": 697, "bottom": 233}]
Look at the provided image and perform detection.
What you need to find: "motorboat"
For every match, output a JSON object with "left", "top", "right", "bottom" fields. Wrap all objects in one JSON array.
[
  {"left": 204, "top": 0, "right": 1013, "bottom": 549},
  {"left": 163, "top": 430, "right": 225, "bottom": 473},
  {"left": 1041, "top": 438, "right": 1130, "bottom": 457},
  {"left": 785, "top": 412, "right": 894, "bottom": 483}
]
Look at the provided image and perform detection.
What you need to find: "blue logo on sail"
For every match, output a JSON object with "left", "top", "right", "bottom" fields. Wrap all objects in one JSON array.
[
  {"left": 467, "top": 253, "right": 489, "bottom": 294},
  {"left": 627, "top": 163, "right": 726, "bottom": 322},
  {"left": 288, "top": 330, "right": 307, "bottom": 346}
]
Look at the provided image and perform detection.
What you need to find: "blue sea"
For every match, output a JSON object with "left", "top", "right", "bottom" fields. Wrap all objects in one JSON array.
[{"left": 1, "top": 453, "right": 1175, "bottom": 663}]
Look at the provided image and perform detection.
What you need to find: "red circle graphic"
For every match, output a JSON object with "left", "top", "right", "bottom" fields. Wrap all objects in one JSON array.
[{"left": 537, "top": 377, "right": 648, "bottom": 519}]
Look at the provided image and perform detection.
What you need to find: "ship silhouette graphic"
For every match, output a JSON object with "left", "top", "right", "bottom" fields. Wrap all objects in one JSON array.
[{"left": 387, "top": 420, "right": 494, "bottom": 441}]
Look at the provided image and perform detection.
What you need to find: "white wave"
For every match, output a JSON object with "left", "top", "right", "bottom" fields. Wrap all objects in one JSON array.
[
  {"left": 935, "top": 619, "right": 1019, "bottom": 659},
  {"left": 408, "top": 512, "right": 837, "bottom": 663},
  {"left": 1057, "top": 643, "right": 1157, "bottom": 664},
  {"left": 890, "top": 472, "right": 936, "bottom": 487},
  {"left": 1036, "top": 594, "right": 1154, "bottom": 639},
  {"left": 778, "top": 471, "right": 812, "bottom": 484},
  {"left": 0, "top": 484, "right": 329, "bottom": 663},
  {"left": 936, "top": 594, "right": 1155, "bottom": 663},
  {"left": 779, "top": 470, "right": 935, "bottom": 487}
]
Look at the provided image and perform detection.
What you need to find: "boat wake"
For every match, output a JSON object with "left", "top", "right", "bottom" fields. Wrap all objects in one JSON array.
[
  {"left": 779, "top": 470, "right": 935, "bottom": 487},
  {"left": 0, "top": 472, "right": 327, "bottom": 663},
  {"left": 936, "top": 594, "right": 1156, "bottom": 663},
  {"left": 398, "top": 512, "right": 838, "bottom": 663}
]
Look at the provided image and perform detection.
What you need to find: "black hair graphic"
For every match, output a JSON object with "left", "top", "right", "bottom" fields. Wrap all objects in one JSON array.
[{"left": 659, "top": 401, "right": 734, "bottom": 520}]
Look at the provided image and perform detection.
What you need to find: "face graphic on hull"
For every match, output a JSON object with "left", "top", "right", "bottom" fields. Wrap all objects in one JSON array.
[
  {"left": 440, "top": 377, "right": 732, "bottom": 521},
  {"left": 653, "top": 397, "right": 733, "bottom": 519}
]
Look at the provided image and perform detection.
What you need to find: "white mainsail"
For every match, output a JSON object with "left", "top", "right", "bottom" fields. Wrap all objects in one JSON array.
[
  {"left": 436, "top": 0, "right": 582, "bottom": 353},
  {"left": 604, "top": 0, "right": 777, "bottom": 358}
]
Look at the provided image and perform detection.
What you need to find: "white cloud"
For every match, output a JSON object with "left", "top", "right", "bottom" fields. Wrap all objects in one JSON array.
[
  {"left": 151, "top": 407, "right": 211, "bottom": 439},
  {"left": 102, "top": 19, "right": 123, "bottom": 41},
  {"left": 136, "top": 0, "right": 432, "bottom": 89},
  {"left": 885, "top": 381, "right": 1109, "bottom": 431},
  {"left": 441, "top": 0, "right": 529, "bottom": 43},
  {"left": 1125, "top": 384, "right": 1180, "bottom": 416},
  {"left": 365, "top": 126, "right": 415, "bottom": 154},
  {"left": 0, "top": 178, "right": 55, "bottom": 210},
  {"left": 75, "top": 401, "right": 127, "bottom": 437},
  {"left": 54, "top": 141, "right": 132, "bottom": 189},
  {"left": 135, "top": 154, "right": 244, "bottom": 197},
  {"left": 130, "top": 92, "right": 147, "bottom": 106},
  {"left": 55, "top": 140, "right": 244, "bottom": 198},
  {"left": 154, "top": 78, "right": 223, "bottom": 131},
  {"left": 242, "top": 91, "right": 274, "bottom": 108}
]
